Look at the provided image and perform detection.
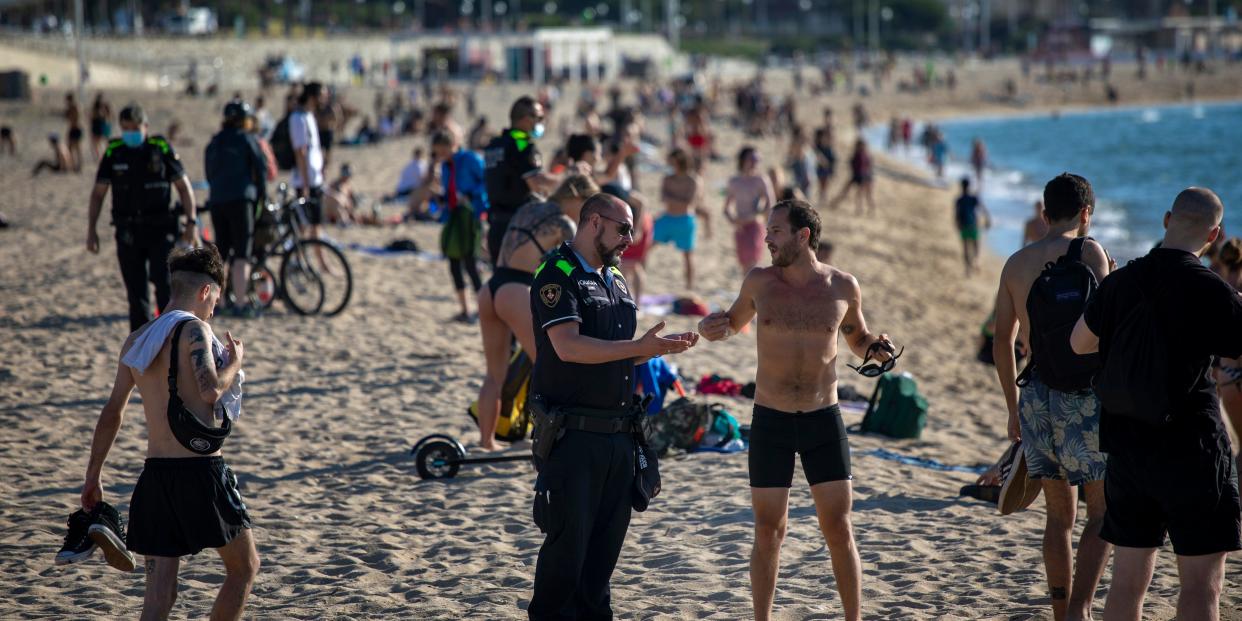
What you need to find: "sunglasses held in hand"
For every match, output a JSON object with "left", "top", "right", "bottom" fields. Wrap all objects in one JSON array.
[{"left": 847, "top": 341, "right": 904, "bottom": 378}]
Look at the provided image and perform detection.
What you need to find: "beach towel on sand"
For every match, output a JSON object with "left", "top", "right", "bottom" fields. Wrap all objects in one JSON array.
[{"left": 121, "top": 311, "right": 244, "bottom": 421}]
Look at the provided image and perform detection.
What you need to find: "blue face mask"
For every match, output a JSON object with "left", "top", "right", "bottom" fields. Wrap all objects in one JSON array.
[
  {"left": 121, "top": 130, "right": 144, "bottom": 148},
  {"left": 532, "top": 123, "right": 546, "bottom": 140}
]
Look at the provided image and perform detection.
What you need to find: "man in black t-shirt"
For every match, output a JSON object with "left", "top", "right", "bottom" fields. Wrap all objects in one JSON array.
[
  {"left": 87, "top": 104, "right": 198, "bottom": 330},
  {"left": 483, "top": 96, "right": 566, "bottom": 265},
  {"left": 1072, "top": 188, "right": 1242, "bottom": 620},
  {"left": 954, "top": 177, "right": 989, "bottom": 276}
]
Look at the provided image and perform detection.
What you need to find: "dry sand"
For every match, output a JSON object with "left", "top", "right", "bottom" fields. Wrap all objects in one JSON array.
[{"left": 1, "top": 41, "right": 1240, "bottom": 620}]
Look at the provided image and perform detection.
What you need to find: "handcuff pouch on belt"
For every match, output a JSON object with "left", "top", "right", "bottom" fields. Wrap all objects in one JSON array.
[{"left": 631, "top": 394, "right": 662, "bottom": 512}]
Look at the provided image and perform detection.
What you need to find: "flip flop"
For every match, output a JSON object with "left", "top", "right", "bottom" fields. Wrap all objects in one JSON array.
[{"left": 998, "top": 441, "right": 1042, "bottom": 515}]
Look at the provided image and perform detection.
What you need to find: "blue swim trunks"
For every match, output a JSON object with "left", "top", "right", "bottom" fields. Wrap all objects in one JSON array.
[
  {"left": 653, "top": 213, "right": 697, "bottom": 252},
  {"left": 1017, "top": 370, "right": 1107, "bottom": 486}
]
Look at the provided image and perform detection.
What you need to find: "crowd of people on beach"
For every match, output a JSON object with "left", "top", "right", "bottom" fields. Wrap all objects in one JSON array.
[{"left": 20, "top": 56, "right": 1240, "bottom": 621}]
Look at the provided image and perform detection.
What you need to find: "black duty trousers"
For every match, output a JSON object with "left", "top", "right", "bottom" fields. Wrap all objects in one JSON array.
[
  {"left": 116, "top": 227, "right": 175, "bottom": 330},
  {"left": 528, "top": 428, "right": 635, "bottom": 621}
]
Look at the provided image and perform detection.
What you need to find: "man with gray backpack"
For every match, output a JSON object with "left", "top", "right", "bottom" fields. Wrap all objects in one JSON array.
[
  {"left": 1072, "top": 188, "right": 1242, "bottom": 621},
  {"left": 992, "top": 173, "right": 1113, "bottom": 621}
]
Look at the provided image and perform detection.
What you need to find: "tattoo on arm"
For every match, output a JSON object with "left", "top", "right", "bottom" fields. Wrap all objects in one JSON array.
[
  {"left": 146, "top": 558, "right": 156, "bottom": 575},
  {"left": 190, "top": 347, "right": 214, "bottom": 394},
  {"left": 841, "top": 323, "right": 856, "bottom": 336}
]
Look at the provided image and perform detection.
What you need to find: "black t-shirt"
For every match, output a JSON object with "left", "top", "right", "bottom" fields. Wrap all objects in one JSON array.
[
  {"left": 96, "top": 136, "right": 186, "bottom": 223},
  {"left": 1083, "top": 248, "right": 1242, "bottom": 454},
  {"left": 955, "top": 194, "right": 980, "bottom": 229},
  {"left": 530, "top": 242, "right": 639, "bottom": 411},
  {"left": 483, "top": 128, "right": 541, "bottom": 220}
]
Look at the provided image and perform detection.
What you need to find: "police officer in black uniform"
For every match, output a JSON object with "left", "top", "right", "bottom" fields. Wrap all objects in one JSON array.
[
  {"left": 87, "top": 104, "right": 198, "bottom": 330},
  {"left": 483, "top": 96, "right": 566, "bottom": 266},
  {"left": 527, "top": 193, "right": 699, "bottom": 620}
]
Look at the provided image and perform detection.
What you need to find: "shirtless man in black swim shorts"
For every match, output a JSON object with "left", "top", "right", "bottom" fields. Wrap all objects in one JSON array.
[
  {"left": 473, "top": 174, "right": 598, "bottom": 450},
  {"left": 80, "top": 246, "right": 258, "bottom": 620},
  {"left": 698, "top": 199, "right": 896, "bottom": 621}
]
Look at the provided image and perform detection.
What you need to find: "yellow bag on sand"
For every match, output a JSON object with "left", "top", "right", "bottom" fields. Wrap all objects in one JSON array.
[{"left": 467, "top": 347, "right": 533, "bottom": 442}]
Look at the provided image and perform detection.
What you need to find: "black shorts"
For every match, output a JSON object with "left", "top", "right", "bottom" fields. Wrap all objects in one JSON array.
[
  {"left": 127, "top": 457, "right": 252, "bottom": 557},
  {"left": 211, "top": 200, "right": 255, "bottom": 264},
  {"left": 302, "top": 186, "right": 325, "bottom": 225},
  {"left": 487, "top": 266, "right": 533, "bottom": 298},
  {"left": 1101, "top": 445, "right": 1241, "bottom": 556},
  {"left": 68, "top": 127, "right": 83, "bottom": 142},
  {"left": 749, "top": 404, "right": 851, "bottom": 488},
  {"left": 319, "top": 128, "right": 334, "bottom": 151}
]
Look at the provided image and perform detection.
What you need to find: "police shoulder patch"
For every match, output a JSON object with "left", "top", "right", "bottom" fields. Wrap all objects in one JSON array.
[{"left": 540, "top": 283, "right": 562, "bottom": 308}]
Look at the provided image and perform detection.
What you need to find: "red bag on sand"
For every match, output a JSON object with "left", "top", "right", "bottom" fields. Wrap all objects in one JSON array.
[{"left": 672, "top": 297, "right": 710, "bottom": 316}]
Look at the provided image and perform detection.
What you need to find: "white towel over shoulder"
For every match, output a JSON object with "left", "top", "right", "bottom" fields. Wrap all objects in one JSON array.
[{"left": 120, "top": 310, "right": 245, "bottom": 421}]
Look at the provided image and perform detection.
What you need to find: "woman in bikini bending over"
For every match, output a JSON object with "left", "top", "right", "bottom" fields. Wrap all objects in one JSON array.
[{"left": 473, "top": 174, "right": 599, "bottom": 450}]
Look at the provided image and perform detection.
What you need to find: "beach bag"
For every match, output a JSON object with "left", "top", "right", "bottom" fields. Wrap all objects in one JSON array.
[
  {"left": 1092, "top": 258, "right": 1174, "bottom": 425},
  {"left": 1023, "top": 237, "right": 1099, "bottom": 392},
  {"left": 701, "top": 407, "right": 742, "bottom": 449},
  {"left": 269, "top": 115, "right": 295, "bottom": 171},
  {"left": 648, "top": 397, "right": 712, "bottom": 455},
  {"left": 857, "top": 373, "right": 928, "bottom": 439},
  {"left": 467, "top": 348, "right": 534, "bottom": 442},
  {"left": 439, "top": 200, "right": 481, "bottom": 261}
]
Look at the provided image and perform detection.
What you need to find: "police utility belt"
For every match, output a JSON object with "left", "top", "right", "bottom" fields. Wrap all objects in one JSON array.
[{"left": 529, "top": 396, "right": 647, "bottom": 466}]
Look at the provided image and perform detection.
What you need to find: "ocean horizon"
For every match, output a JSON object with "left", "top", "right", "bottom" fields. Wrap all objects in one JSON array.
[{"left": 867, "top": 100, "right": 1242, "bottom": 262}]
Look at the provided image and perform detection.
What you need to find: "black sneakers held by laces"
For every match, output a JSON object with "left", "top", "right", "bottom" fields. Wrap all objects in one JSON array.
[
  {"left": 55, "top": 502, "right": 136, "bottom": 571},
  {"left": 87, "top": 502, "right": 136, "bottom": 572},
  {"left": 55, "top": 509, "right": 96, "bottom": 566}
]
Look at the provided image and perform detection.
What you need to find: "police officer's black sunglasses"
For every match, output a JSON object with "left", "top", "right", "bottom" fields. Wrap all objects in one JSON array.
[
  {"left": 597, "top": 214, "right": 633, "bottom": 238},
  {"left": 847, "top": 341, "right": 904, "bottom": 378}
]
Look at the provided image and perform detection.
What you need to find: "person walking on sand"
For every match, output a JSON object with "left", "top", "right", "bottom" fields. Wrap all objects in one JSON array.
[
  {"left": 473, "top": 174, "right": 595, "bottom": 450},
  {"left": 527, "top": 193, "right": 698, "bottom": 620},
  {"left": 954, "top": 177, "right": 991, "bottom": 277},
  {"left": 1072, "top": 188, "right": 1242, "bottom": 621},
  {"left": 64, "top": 92, "right": 83, "bottom": 171},
  {"left": 89, "top": 92, "right": 113, "bottom": 159},
  {"left": 993, "top": 174, "right": 1113, "bottom": 621},
  {"left": 971, "top": 137, "right": 988, "bottom": 186},
  {"left": 698, "top": 199, "right": 899, "bottom": 621},
  {"left": 830, "top": 139, "right": 877, "bottom": 215},
  {"left": 429, "top": 131, "right": 489, "bottom": 322},
  {"left": 79, "top": 246, "right": 258, "bottom": 621},
  {"left": 723, "top": 146, "right": 775, "bottom": 274}
]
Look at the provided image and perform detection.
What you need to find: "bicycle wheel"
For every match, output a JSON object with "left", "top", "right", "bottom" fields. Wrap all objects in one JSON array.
[
  {"left": 290, "top": 238, "right": 353, "bottom": 317},
  {"left": 279, "top": 244, "right": 326, "bottom": 315},
  {"left": 247, "top": 263, "right": 278, "bottom": 311}
]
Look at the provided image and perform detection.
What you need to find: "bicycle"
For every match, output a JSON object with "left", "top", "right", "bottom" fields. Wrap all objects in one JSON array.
[{"left": 245, "top": 183, "right": 354, "bottom": 316}]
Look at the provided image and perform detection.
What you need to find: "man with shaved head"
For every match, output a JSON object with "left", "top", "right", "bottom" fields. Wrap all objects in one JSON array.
[
  {"left": 526, "top": 192, "right": 699, "bottom": 619},
  {"left": 1072, "top": 187, "right": 1242, "bottom": 621}
]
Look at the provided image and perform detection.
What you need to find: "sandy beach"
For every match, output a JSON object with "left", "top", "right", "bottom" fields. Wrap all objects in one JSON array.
[{"left": 1, "top": 40, "right": 1240, "bottom": 619}]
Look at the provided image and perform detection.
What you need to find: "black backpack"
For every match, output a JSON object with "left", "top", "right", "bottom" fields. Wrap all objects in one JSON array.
[
  {"left": 269, "top": 114, "right": 295, "bottom": 171},
  {"left": 1023, "top": 237, "right": 1100, "bottom": 392},
  {"left": 1092, "top": 258, "right": 1172, "bottom": 424}
]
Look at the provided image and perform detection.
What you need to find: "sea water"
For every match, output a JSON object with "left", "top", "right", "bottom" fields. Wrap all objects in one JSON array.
[{"left": 866, "top": 101, "right": 1242, "bottom": 260}]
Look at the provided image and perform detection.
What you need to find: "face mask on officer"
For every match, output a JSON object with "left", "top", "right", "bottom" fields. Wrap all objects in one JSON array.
[
  {"left": 119, "top": 120, "right": 146, "bottom": 148},
  {"left": 532, "top": 122, "right": 546, "bottom": 139}
]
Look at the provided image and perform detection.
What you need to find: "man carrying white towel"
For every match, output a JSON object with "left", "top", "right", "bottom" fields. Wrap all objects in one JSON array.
[{"left": 79, "top": 245, "right": 259, "bottom": 621}]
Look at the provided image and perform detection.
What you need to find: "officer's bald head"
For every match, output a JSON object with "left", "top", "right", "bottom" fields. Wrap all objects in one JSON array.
[{"left": 578, "top": 193, "right": 629, "bottom": 226}]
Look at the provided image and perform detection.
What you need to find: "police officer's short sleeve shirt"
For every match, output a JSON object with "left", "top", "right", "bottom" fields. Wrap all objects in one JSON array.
[
  {"left": 530, "top": 242, "right": 639, "bottom": 411},
  {"left": 96, "top": 136, "right": 185, "bottom": 220},
  {"left": 484, "top": 129, "right": 541, "bottom": 217}
]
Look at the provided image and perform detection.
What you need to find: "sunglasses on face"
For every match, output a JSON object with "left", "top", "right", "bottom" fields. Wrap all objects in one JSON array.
[
  {"left": 847, "top": 341, "right": 904, "bottom": 378},
  {"left": 597, "top": 214, "right": 634, "bottom": 238}
]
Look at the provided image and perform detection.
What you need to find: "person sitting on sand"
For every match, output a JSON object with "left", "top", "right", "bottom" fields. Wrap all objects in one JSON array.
[
  {"left": 79, "top": 246, "right": 258, "bottom": 621},
  {"left": 698, "top": 200, "right": 898, "bottom": 621},
  {"left": 723, "top": 146, "right": 776, "bottom": 274},
  {"left": 323, "top": 164, "right": 377, "bottom": 225},
  {"left": 32, "top": 133, "right": 72, "bottom": 176},
  {"left": 0, "top": 125, "right": 15, "bottom": 155},
  {"left": 994, "top": 174, "right": 1113, "bottom": 621},
  {"left": 473, "top": 174, "right": 596, "bottom": 450}
]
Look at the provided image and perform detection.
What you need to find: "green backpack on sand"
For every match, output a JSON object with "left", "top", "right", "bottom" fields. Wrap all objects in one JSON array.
[{"left": 857, "top": 373, "right": 928, "bottom": 440}]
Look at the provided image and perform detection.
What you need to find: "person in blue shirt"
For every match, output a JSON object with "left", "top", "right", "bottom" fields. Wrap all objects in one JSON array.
[{"left": 431, "top": 131, "right": 489, "bottom": 321}]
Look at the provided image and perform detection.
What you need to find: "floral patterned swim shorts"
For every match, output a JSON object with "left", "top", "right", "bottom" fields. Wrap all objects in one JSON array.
[{"left": 1018, "top": 371, "right": 1107, "bottom": 486}]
